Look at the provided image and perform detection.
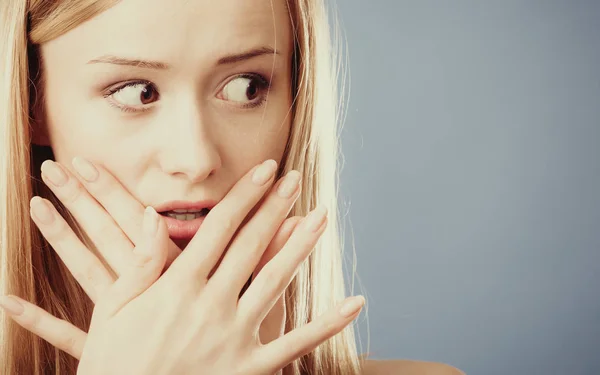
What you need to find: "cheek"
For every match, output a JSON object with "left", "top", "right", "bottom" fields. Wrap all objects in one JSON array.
[
  {"left": 44, "top": 108, "right": 143, "bottom": 190},
  {"left": 43, "top": 88, "right": 144, "bottom": 173},
  {"left": 43, "top": 83, "right": 108, "bottom": 162},
  {"left": 221, "top": 115, "right": 291, "bottom": 170}
]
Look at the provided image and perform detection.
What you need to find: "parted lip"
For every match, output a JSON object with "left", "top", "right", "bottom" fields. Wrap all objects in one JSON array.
[{"left": 153, "top": 200, "right": 217, "bottom": 213}]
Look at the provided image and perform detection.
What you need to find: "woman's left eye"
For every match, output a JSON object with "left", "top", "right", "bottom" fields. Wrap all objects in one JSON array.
[
  {"left": 218, "top": 74, "right": 271, "bottom": 108},
  {"left": 104, "top": 81, "right": 159, "bottom": 112}
]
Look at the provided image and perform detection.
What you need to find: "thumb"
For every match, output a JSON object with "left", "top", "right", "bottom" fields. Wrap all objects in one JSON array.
[{"left": 96, "top": 207, "right": 169, "bottom": 320}]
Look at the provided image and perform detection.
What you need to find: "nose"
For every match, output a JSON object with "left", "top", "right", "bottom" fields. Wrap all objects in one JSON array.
[{"left": 158, "top": 106, "right": 222, "bottom": 183}]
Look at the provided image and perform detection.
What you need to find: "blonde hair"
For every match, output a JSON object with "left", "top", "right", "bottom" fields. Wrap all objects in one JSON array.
[{"left": 0, "top": 0, "right": 362, "bottom": 374}]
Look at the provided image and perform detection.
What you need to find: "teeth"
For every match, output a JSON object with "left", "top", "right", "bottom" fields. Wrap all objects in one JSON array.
[
  {"left": 166, "top": 212, "right": 204, "bottom": 221},
  {"left": 172, "top": 209, "right": 204, "bottom": 213}
]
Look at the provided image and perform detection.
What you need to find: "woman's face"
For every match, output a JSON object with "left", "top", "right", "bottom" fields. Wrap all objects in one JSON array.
[{"left": 36, "top": 0, "right": 293, "bottom": 249}]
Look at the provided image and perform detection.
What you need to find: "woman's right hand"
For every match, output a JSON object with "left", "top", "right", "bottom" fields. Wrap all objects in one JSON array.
[{"left": 4, "top": 160, "right": 365, "bottom": 375}]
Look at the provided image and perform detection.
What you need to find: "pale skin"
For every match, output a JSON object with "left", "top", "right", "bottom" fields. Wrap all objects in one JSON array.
[
  {"left": 0, "top": 0, "right": 464, "bottom": 373},
  {"left": 5, "top": 161, "right": 461, "bottom": 375}
]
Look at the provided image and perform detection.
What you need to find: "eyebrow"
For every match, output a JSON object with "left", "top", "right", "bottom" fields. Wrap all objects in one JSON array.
[{"left": 87, "top": 46, "right": 279, "bottom": 70}]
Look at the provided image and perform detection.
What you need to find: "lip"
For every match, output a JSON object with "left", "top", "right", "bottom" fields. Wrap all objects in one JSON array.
[
  {"left": 153, "top": 200, "right": 218, "bottom": 241},
  {"left": 160, "top": 214, "right": 207, "bottom": 240},
  {"left": 154, "top": 200, "right": 217, "bottom": 213}
]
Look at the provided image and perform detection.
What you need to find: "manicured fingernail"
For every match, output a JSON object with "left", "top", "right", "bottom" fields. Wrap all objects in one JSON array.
[
  {"left": 277, "top": 170, "right": 301, "bottom": 198},
  {"left": 72, "top": 157, "right": 99, "bottom": 182},
  {"left": 0, "top": 295, "right": 24, "bottom": 316},
  {"left": 302, "top": 206, "right": 328, "bottom": 232},
  {"left": 143, "top": 206, "right": 159, "bottom": 236},
  {"left": 252, "top": 159, "right": 277, "bottom": 186},
  {"left": 30, "top": 197, "right": 54, "bottom": 225},
  {"left": 41, "top": 160, "right": 67, "bottom": 187},
  {"left": 339, "top": 296, "right": 365, "bottom": 318}
]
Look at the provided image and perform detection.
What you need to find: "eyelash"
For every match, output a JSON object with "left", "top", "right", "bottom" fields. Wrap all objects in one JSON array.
[
  {"left": 103, "top": 79, "right": 154, "bottom": 113},
  {"left": 102, "top": 73, "right": 272, "bottom": 113}
]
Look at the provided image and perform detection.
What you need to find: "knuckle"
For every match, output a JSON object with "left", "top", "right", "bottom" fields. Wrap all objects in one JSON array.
[
  {"left": 194, "top": 299, "right": 228, "bottom": 325},
  {"left": 245, "top": 233, "right": 265, "bottom": 253},
  {"left": 259, "top": 266, "right": 279, "bottom": 285},
  {"left": 256, "top": 267, "right": 286, "bottom": 295},
  {"left": 123, "top": 214, "right": 140, "bottom": 235},
  {"left": 44, "top": 216, "right": 69, "bottom": 241},
  {"left": 281, "top": 216, "right": 302, "bottom": 232},
  {"left": 130, "top": 252, "right": 154, "bottom": 269},
  {"left": 60, "top": 181, "right": 84, "bottom": 205},
  {"left": 59, "top": 330, "right": 81, "bottom": 354},
  {"left": 233, "top": 363, "right": 254, "bottom": 375},
  {"left": 319, "top": 313, "right": 340, "bottom": 334},
  {"left": 92, "top": 221, "right": 124, "bottom": 248},
  {"left": 219, "top": 216, "right": 236, "bottom": 232},
  {"left": 89, "top": 185, "right": 110, "bottom": 206},
  {"left": 88, "top": 169, "right": 110, "bottom": 191},
  {"left": 160, "top": 269, "right": 199, "bottom": 297},
  {"left": 201, "top": 298, "right": 227, "bottom": 317},
  {"left": 98, "top": 185, "right": 121, "bottom": 209},
  {"left": 75, "top": 260, "right": 103, "bottom": 287},
  {"left": 22, "top": 309, "right": 41, "bottom": 331}
]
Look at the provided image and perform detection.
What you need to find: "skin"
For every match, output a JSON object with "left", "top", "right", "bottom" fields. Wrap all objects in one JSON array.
[
  {"left": 18, "top": 0, "right": 317, "bottom": 371},
  {"left": 35, "top": 0, "right": 293, "bottom": 253},
  {"left": 1, "top": 0, "right": 465, "bottom": 373},
  {"left": 9, "top": 158, "right": 352, "bottom": 374}
]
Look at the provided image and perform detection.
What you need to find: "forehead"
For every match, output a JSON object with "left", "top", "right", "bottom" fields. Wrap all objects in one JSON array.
[{"left": 43, "top": 0, "right": 292, "bottom": 67}]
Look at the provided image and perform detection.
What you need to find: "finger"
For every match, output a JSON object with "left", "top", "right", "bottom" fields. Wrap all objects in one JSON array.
[
  {"left": 255, "top": 216, "right": 302, "bottom": 277},
  {"left": 239, "top": 216, "right": 301, "bottom": 299},
  {"left": 97, "top": 207, "right": 169, "bottom": 320},
  {"left": 167, "top": 159, "right": 278, "bottom": 282},
  {"left": 70, "top": 157, "right": 181, "bottom": 267},
  {"left": 259, "top": 292, "right": 286, "bottom": 345},
  {"left": 0, "top": 295, "right": 87, "bottom": 359},
  {"left": 238, "top": 207, "right": 327, "bottom": 328},
  {"left": 255, "top": 295, "right": 365, "bottom": 374},
  {"left": 211, "top": 171, "right": 301, "bottom": 294},
  {"left": 41, "top": 160, "right": 134, "bottom": 275},
  {"left": 256, "top": 217, "right": 300, "bottom": 345},
  {"left": 30, "top": 196, "right": 115, "bottom": 302}
]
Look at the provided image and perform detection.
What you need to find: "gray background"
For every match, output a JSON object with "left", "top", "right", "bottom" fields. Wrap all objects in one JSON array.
[{"left": 335, "top": 1, "right": 600, "bottom": 374}]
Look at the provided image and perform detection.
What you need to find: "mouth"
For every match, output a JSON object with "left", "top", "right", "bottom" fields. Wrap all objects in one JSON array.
[
  {"left": 161, "top": 208, "right": 211, "bottom": 220},
  {"left": 158, "top": 208, "right": 211, "bottom": 241}
]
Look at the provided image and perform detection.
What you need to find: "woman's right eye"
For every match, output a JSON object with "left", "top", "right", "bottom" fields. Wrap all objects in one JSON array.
[{"left": 105, "top": 81, "right": 160, "bottom": 112}]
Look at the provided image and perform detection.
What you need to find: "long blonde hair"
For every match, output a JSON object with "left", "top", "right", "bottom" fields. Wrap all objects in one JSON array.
[{"left": 0, "top": 0, "right": 362, "bottom": 374}]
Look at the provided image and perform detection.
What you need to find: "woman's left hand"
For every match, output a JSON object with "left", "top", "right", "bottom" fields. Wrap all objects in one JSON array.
[{"left": 1, "top": 158, "right": 294, "bottom": 359}]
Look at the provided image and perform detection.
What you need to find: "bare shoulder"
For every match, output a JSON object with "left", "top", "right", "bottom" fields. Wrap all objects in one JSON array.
[{"left": 361, "top": 359, "right": 465, "bottom": 375}]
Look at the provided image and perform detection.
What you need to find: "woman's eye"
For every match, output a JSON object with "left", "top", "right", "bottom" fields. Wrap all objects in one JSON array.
[
  {"left": 104, "top": 74, "right": 270, "bottom": 113},
  {"left": 105, "top": 81, "right": 159, "bottom": 111},
  {"left": 219, "top": 74, "right": 270, "bottom": 107}
]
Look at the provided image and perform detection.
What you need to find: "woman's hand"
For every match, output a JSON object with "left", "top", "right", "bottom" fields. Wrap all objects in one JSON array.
[
  {"left": 22, "top": 157, "right": 290, "bottom": 348},
  {"left": 1, "top": 159, "right": 364, "bottom": 374}
]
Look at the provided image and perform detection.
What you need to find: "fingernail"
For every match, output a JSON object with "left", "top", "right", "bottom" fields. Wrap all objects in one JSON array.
[
  {"left": 302, "top": 206, "right": 328, "bottom": 233},
  {"left": 72, "top": 157, "right": 99, "bottom": 182},
  {"left": 277, "top": 170, "right": 301, "bottom": 198},
  {"left": 252, "top": 160, "right": 277, "bottom": 186},
  {"left": 143, "top": 206, "right": 159, "bottom": 236},
  {"left": 0, "top": 295, "right": 24, "bottom": 316},
  {"left": 41, "top": 160, "right": 67, "bottom": 187},
  {"left": 30, "top": 197, "right": 54, "bottom": 225},
  {"left": 339, "top": 296, "right": 365, "bottom": 318}
]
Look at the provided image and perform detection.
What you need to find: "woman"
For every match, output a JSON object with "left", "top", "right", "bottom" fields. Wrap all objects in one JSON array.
[{"left": 0, "top": 0, "right": 463, "bottom": 374}]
